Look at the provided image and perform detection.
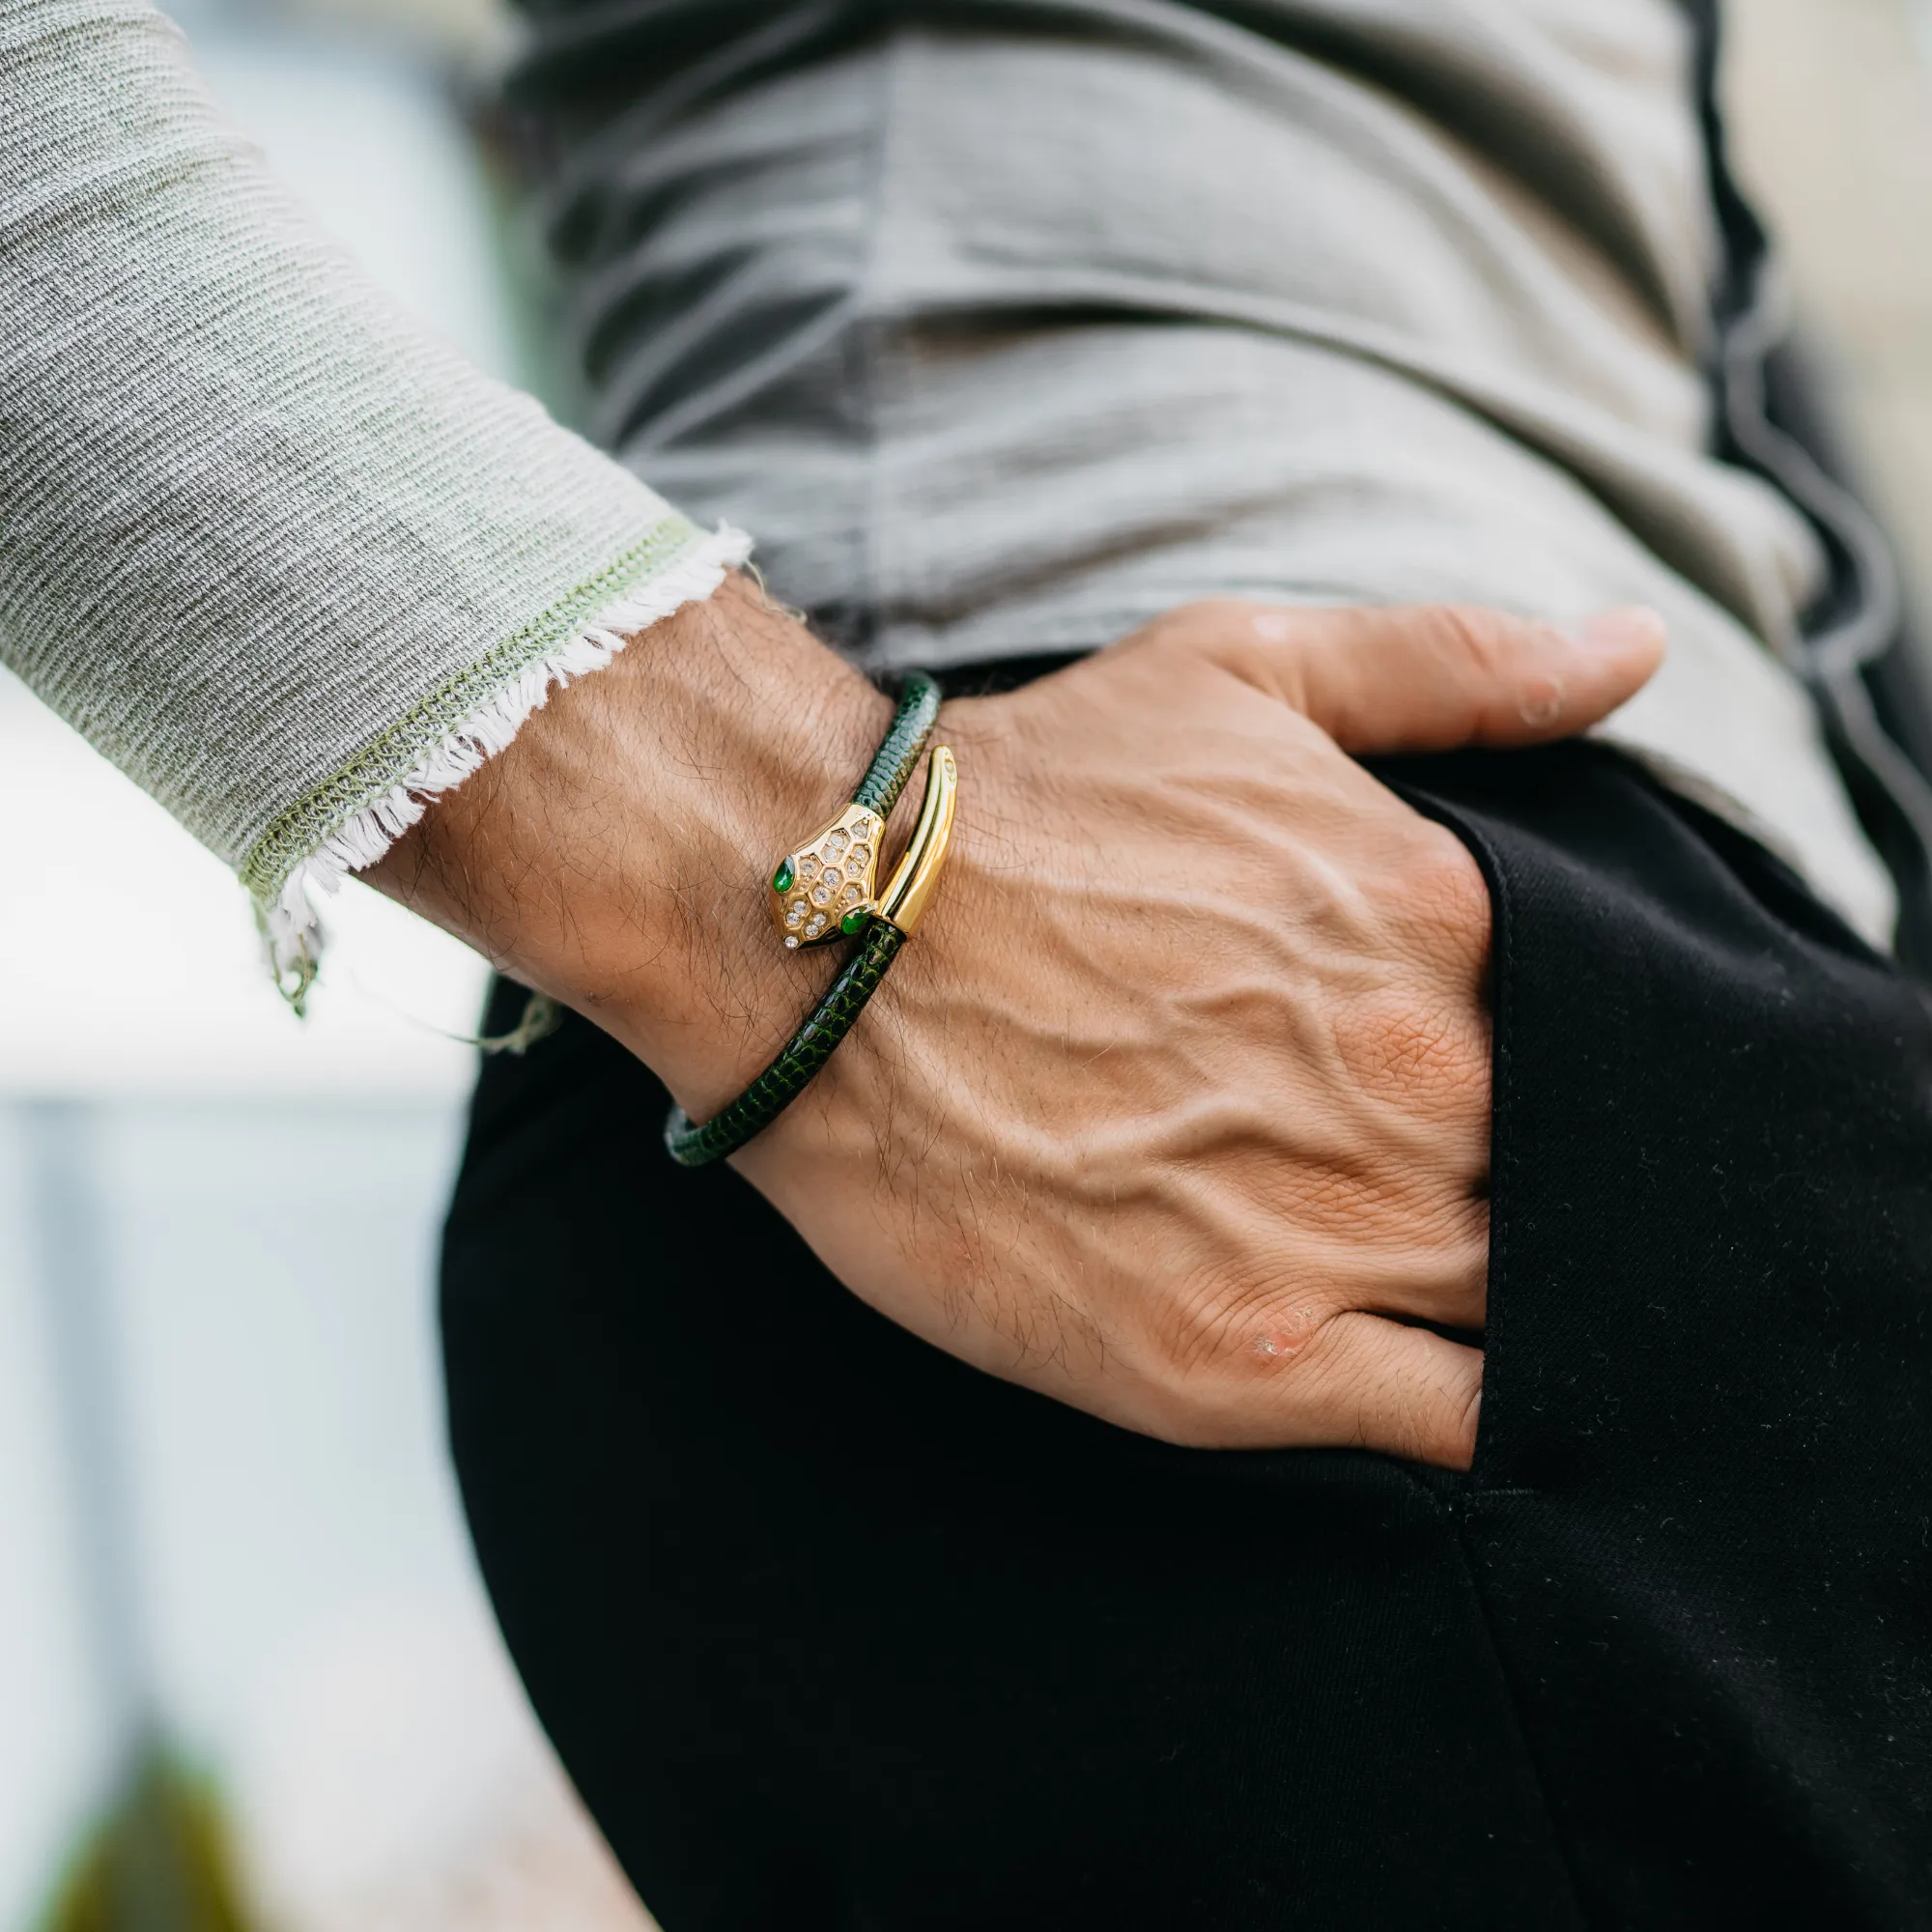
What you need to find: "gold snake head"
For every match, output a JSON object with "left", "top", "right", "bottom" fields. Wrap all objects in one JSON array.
[{"left": 769, "top": 803, "right": 882, "bottom": 948}]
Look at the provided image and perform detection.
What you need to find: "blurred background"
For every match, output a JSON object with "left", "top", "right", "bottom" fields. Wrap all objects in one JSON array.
[
  {"left": 0, "top": 1, "right": 1927, "bottom": 1926},
  {"left": 0, "top": 1, "right": 650, "bottom": 1926}
]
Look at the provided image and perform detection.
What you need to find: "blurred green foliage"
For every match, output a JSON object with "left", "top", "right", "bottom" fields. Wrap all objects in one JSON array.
[{"left": 39, "top": 1741, "right": 260, "bottom": 1932}]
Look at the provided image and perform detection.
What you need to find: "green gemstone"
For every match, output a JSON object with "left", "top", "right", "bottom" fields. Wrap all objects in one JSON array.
[
  {"left": 772, "top": 858, "right": 795, "bottom": 894},
  {"left": 839, "top": 907, "right": 870, "bottom": 937}
]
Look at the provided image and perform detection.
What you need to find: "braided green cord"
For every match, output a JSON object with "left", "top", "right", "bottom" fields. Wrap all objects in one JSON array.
[
  {"left": 854, "top": 671, "right": 941, "bottom": 817},
  {"left": 665, "top": 920, "right": 908, "bottom": 1167}
]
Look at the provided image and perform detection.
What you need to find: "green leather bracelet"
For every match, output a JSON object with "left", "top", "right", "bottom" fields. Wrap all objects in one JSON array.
[
  {"left": 664, "top": 677, "right": 956, "bottom": 1168},
  {"left": 664, "top": 919, "right": 910, "bottom": 1168},
  {"left": 853, "top": 670, "right": 943, "bottom": 819}
]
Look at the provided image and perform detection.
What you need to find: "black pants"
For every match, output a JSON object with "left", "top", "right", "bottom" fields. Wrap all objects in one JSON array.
[{"left": 442, "top": 743, "right": 1932, "bottom": 1930}]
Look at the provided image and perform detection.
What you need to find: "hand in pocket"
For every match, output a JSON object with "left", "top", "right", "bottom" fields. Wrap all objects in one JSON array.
[{"left": 742, "top": 602, "right": 1663, "bottom": 1466}]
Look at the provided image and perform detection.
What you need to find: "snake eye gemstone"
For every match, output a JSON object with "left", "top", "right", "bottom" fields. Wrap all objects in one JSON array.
[
  {"left": 772, "top": 858, "right": 795, "bottom": 895},
  {"left": 839, "top": 908, "right": 869, "bottom": 936}
]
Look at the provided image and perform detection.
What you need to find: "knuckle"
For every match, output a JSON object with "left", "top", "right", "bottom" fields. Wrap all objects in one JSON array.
[
  {"left": 1174, "top": 596, "right": 1259, "bottom": 630},
  {"left": 1430, "top": 606, "right": 1514, "bottom": 677},
  {"left": 1131, "top": 1224, "right": 1491, "bottom": 1449},
  {"left": 1153, "top": 1261, "right": 1343, "bottom": 1386},
  {"left": 1391, "top": 824, "right": 1492, "bottom": 952},
  {"left": 1436, "top": 1221, "right": 1492, "bottom": 1331},
  {"left": 1339, "top": 991, "right": 1492, "bottom": 1114},
  {"left": 1126, "top": 597, "right": 1251, "bottom": 656},
  {"left": 1382, "top": 1191, "right": 1492, "bottom": 1322}
]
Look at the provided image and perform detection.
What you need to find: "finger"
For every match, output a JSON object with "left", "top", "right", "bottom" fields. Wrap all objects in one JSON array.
[
  {"left": 1226, "top": 1310, "right": 1485, "bottom": 1467},
  {"left": 1201, "top": 602, "right": 1665, "bottom": 755}
]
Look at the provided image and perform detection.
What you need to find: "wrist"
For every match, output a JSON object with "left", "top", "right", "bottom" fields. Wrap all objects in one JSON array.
[{"left": 366, "top": 573, "right": 895, "bottom": 1104}]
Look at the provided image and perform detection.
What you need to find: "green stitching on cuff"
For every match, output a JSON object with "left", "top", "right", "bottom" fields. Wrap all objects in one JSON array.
[{"left": 240, "top": 513, "right": 705, "bottom": 908}]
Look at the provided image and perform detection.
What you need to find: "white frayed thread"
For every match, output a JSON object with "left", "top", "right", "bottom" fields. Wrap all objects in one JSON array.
[{"left": 265, "top": 523, "right": 753, "bottom": 1001}]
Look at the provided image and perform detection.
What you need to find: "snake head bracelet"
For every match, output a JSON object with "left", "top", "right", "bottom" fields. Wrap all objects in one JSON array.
[
  {"left": 766, "top": 739, "right": 958, "bottom": 947},
  {"left": 664, "top": 671, "right": 955, "bottom": 1168}
]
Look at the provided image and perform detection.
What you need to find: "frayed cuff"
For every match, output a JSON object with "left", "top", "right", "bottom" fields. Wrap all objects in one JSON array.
[{"left": 256, "top": 520, "right": 753, "bottom": 1009}]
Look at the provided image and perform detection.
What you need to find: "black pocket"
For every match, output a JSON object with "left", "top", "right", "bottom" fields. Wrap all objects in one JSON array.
[{"left": 1378, "top": 740, "right": 1932, "bottom": 1925}]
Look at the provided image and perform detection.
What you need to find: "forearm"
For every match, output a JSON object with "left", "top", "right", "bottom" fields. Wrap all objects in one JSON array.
[
  {"left": 364, "top": 575, "right": 893, "bottom": 1111},
  {"left": 0, "top": 0, "right": 740, "bottom": 982}
]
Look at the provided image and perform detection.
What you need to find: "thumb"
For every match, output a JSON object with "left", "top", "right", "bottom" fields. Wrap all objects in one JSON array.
[{"left": 1191, "top": 602, "right": 1666, "bottom": 755}]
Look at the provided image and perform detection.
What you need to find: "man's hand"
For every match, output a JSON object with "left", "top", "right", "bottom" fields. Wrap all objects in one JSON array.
[{"left": 370, "top": 581, "right": 1662, "bottom": 1468}]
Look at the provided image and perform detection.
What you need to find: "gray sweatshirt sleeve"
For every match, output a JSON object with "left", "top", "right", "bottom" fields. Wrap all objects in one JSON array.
[{"left": 0, "top": 0, "right": 748, "bottom": 1000}]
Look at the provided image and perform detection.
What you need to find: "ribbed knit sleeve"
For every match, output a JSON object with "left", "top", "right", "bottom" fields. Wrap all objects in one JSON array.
[{"left": 0, "top": 0, "right": 748, "bottom": 999}]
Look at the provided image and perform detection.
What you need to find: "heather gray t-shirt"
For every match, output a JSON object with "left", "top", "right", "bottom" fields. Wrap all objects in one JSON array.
[{"left": 520, "top": 0, "right": 1894, "bottom": 940}]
